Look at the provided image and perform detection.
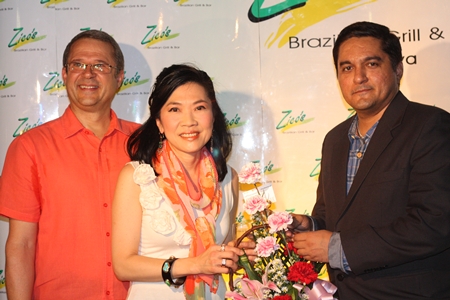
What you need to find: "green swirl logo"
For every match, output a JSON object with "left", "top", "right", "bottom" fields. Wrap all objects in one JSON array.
[
  {"left": 43, "top": 72, "right": 65, "bottom": 94},
  {"left": 8, "top": 27, "right": 46, "bottom": 50},
  {"left": 276, "top": 110, "right": 314, "bottom": 132},
  {"left": 0, "top": 75, "right": 16, "bottom": 90},
  {"left": 119, "top": 71, "right": 149, "bottom": 92},
  {"left": 248, "top": 0, "right": 307, "bottom": 23},
  {"left": 141, "top": 25, "right": 179, "bottom": 48},
  {"left": 224, "top": 113, "right": 246, "bottom": 129}
]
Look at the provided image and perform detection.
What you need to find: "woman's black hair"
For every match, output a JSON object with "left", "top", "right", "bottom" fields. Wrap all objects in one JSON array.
[{"left": 127, "top": 63, "right": 232, "bottom": 181}]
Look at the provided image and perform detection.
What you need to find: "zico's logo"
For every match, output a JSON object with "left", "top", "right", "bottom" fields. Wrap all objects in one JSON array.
[
  {"left": 107, "top": 0, "right": 126, "bottom": 6},
  {"left": 253, "top": 0, "right": 375, "bottom": 48},
  {"left": 309, "top": 106, "right": 353, "bottom": 179},
  {"left": 0, "top": 269, "right": 4, "bottom": 289},
  {"left": 252, "top": 160, "right": 282, "bottom": 176},
  {"left": 347, "top": 107, "right": 356, "bottom": 119},
  {"left": 8, "top": 27, "right": 46, "bottom": 50},
  {"left": 44, "top": 72, "right": 65, "bottom": 94},
  {"left": 224, "top": 113, "right": 246, "bottom": 129},
  {"left": 80, "top": 27, "right": 101, "bottom": 31},
  {"left": 119, "top": 71, "right": 149, "bottom": 92},
  {"left": 0, "top": 75, "right": 16, "bottom": 90},
  {"left": 248, "top": 0, "right": 307, "bottom": 23},
  {"left": 13, "top": 117, "right": 43, "bottom": 137},
  {"left": 141, "top": 25, "right": 179, "bottom": 48},
  {"left": 310, "top": 157, "right": 321, "bottom": 178},
  {"left": 40, "top": 0, "right": 68, "bottom": 7},
  {"left": 174, "top": 0, "right": 189, "bottom": 4},
  {"left": 263, "top": 160, "right": 281, "bottom": 175},
  {"left": 276, "top": 110, "right": 313, "bottom": 132}
]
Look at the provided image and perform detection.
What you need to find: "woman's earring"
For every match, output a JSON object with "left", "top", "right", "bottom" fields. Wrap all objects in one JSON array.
[
  {"left": 159, "top": 133, "right": 165, "bottom": 149},
  {"left": 210, "top": 134, "right": 213, "bottom": 153}
]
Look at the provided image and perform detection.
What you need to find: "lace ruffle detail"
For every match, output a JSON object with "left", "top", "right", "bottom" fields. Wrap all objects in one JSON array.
[
  {"left": 133, "top": 164, "right": 163, "bottom": 210},
  {"left": 132, "top": 162, "right": 190, "bottom": 245},
  {"left": 146, "top": 210, "right": 176, "bottom": 234},
  {"left": 133, "top": 164, "right": 157, "bottom": 185}
]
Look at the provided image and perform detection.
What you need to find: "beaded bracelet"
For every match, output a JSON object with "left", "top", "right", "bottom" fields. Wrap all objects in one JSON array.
[{"left": 161, "top": 256, "right": 187, "bottom": 288}]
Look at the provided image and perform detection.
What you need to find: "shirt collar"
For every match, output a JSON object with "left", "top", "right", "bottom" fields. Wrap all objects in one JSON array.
[
  {"left": 61, "top": 107, "right": 132, "bottom": 138},
  {"left": 348, "top": 115, "right": 379, "bottom": 142}
]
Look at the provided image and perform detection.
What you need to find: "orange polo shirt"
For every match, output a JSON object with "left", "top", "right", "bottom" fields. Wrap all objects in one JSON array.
[{"left": 0, "top": 107, "right": 139, "bottom": 299}]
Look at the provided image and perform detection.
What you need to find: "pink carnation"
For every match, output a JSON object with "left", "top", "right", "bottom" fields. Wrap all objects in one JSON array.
[
  {"left": 268, "top": 211, "right": 293, "bottom": 233},
  {"left": 243, "top": 195, "right": 268, "bottom": 215},
  {"left": 256, "top": 236, "right": 280, "bottom": 257},
  {"left": 238, "top": 162, "right": 262, "bottom": 184}
]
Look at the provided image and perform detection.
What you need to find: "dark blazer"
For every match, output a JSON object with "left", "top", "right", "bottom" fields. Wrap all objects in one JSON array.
[{"left": 313, "top": 92, "right": 450, "bottom": 299}]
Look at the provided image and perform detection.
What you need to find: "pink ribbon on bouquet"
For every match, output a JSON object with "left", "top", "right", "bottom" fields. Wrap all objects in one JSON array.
[{"left": 294, "top": 279, "right": 337, "bottom": 300}]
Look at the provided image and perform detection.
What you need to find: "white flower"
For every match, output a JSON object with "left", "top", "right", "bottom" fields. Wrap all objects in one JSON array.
[
  {"left": 140, "top": 187, "right": 163, "bottom": 209},
  {"left": 148, "top": 210, "right": 176, "bottom": 235},
  {"left": 133, "top": 164, "right": 156, "bottom": 185}
]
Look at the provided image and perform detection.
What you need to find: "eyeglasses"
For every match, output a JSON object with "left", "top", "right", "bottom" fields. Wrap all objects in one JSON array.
[{"left": 66, "top": 62, "right": 118, "bottom": 74}]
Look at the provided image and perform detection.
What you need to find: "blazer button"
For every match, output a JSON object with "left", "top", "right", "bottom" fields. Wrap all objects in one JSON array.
[{"left": 337, "top": 273, "right": 345, "bottom": 281}]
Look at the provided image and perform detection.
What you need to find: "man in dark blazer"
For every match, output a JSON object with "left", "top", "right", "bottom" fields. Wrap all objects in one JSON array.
[{"left": 292, "top": 21, "right": 450, "bottom": 299}]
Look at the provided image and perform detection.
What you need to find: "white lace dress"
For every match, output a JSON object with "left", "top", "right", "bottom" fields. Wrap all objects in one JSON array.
[{"left": 126, "top": 162, "right": 235, "bottom": 300}]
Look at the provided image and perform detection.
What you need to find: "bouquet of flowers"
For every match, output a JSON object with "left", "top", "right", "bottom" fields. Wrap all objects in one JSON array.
[{"left": 226, "top": 162, "right": 337, "bottom": 300}]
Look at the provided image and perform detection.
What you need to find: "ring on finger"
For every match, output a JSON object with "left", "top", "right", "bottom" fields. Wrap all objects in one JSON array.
[
  {"left": 220, "top": 244, "right": 226, "bottom": 252},
  {"left": 221, "top": 258, "right": 227, "bottom": 267}
]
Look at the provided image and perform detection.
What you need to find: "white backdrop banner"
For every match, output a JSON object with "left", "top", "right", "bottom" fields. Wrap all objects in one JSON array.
[{"left": 1, "top": 0, "right": 449, "bottom": 296}]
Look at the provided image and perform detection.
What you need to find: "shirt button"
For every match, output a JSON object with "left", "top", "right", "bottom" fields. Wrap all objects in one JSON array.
[
  {"left": 106, "top": 232, "right": 110, "bottom": 237},
  {"left": 107, "top": 262, "right": 112, "bottom": 266},
  {"left": 106, "top": 290, "right": 110, "bottom": 295},
  {"left": 103, "top": 203, "right": 108, "bottom": 207},
  {"left": 337, "top": 273, "right": 346, "bottom": 281}
]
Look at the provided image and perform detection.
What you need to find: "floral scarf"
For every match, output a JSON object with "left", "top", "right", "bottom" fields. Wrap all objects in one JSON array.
[{"left": 153, "top": 140, "right": 222, "bottom": 299}]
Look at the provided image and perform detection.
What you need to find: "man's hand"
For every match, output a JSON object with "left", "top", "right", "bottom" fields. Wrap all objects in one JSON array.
[
  {"left": 288, "top": 213, "right": 313, "bottom": 232},
  {"left": 293, "top": 230, "right": 332, "bottom": 262},
  {"left": 286, "top": 214, "right": 313, "bottom": 241}
]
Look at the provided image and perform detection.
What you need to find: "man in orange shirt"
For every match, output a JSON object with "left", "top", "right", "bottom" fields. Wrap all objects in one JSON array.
[{"left": 0, "top": 30, "right": 139, "bottom": 299}]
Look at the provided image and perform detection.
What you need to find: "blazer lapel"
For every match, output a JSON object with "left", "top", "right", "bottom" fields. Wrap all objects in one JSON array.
[
  {"left": 330, "top": 122, "right": 352, "bottom": 207},
  {"left": 336, "top": 92, "right": 408, "bottom": 223}
]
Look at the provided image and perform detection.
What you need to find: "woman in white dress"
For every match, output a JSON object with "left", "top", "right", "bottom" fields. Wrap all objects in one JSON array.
[{"left": 112, "top": 64, "right": 252, "bottom": 299}]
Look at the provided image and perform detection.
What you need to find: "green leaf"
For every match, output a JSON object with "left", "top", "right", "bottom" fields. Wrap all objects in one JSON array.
[
  {"left": 238, "top": 253, "right": 261, "bottom": 282},
  {"left": 288, "top": 285, "right": 301, "bottom": 300}
]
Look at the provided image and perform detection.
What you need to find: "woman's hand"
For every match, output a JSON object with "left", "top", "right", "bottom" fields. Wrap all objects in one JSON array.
[
  {"left": 191, "top": 244, "right": 244, "bottom": 275},
  {"left": 231, "top": 239, "right": 257, "bottom": 262}
]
